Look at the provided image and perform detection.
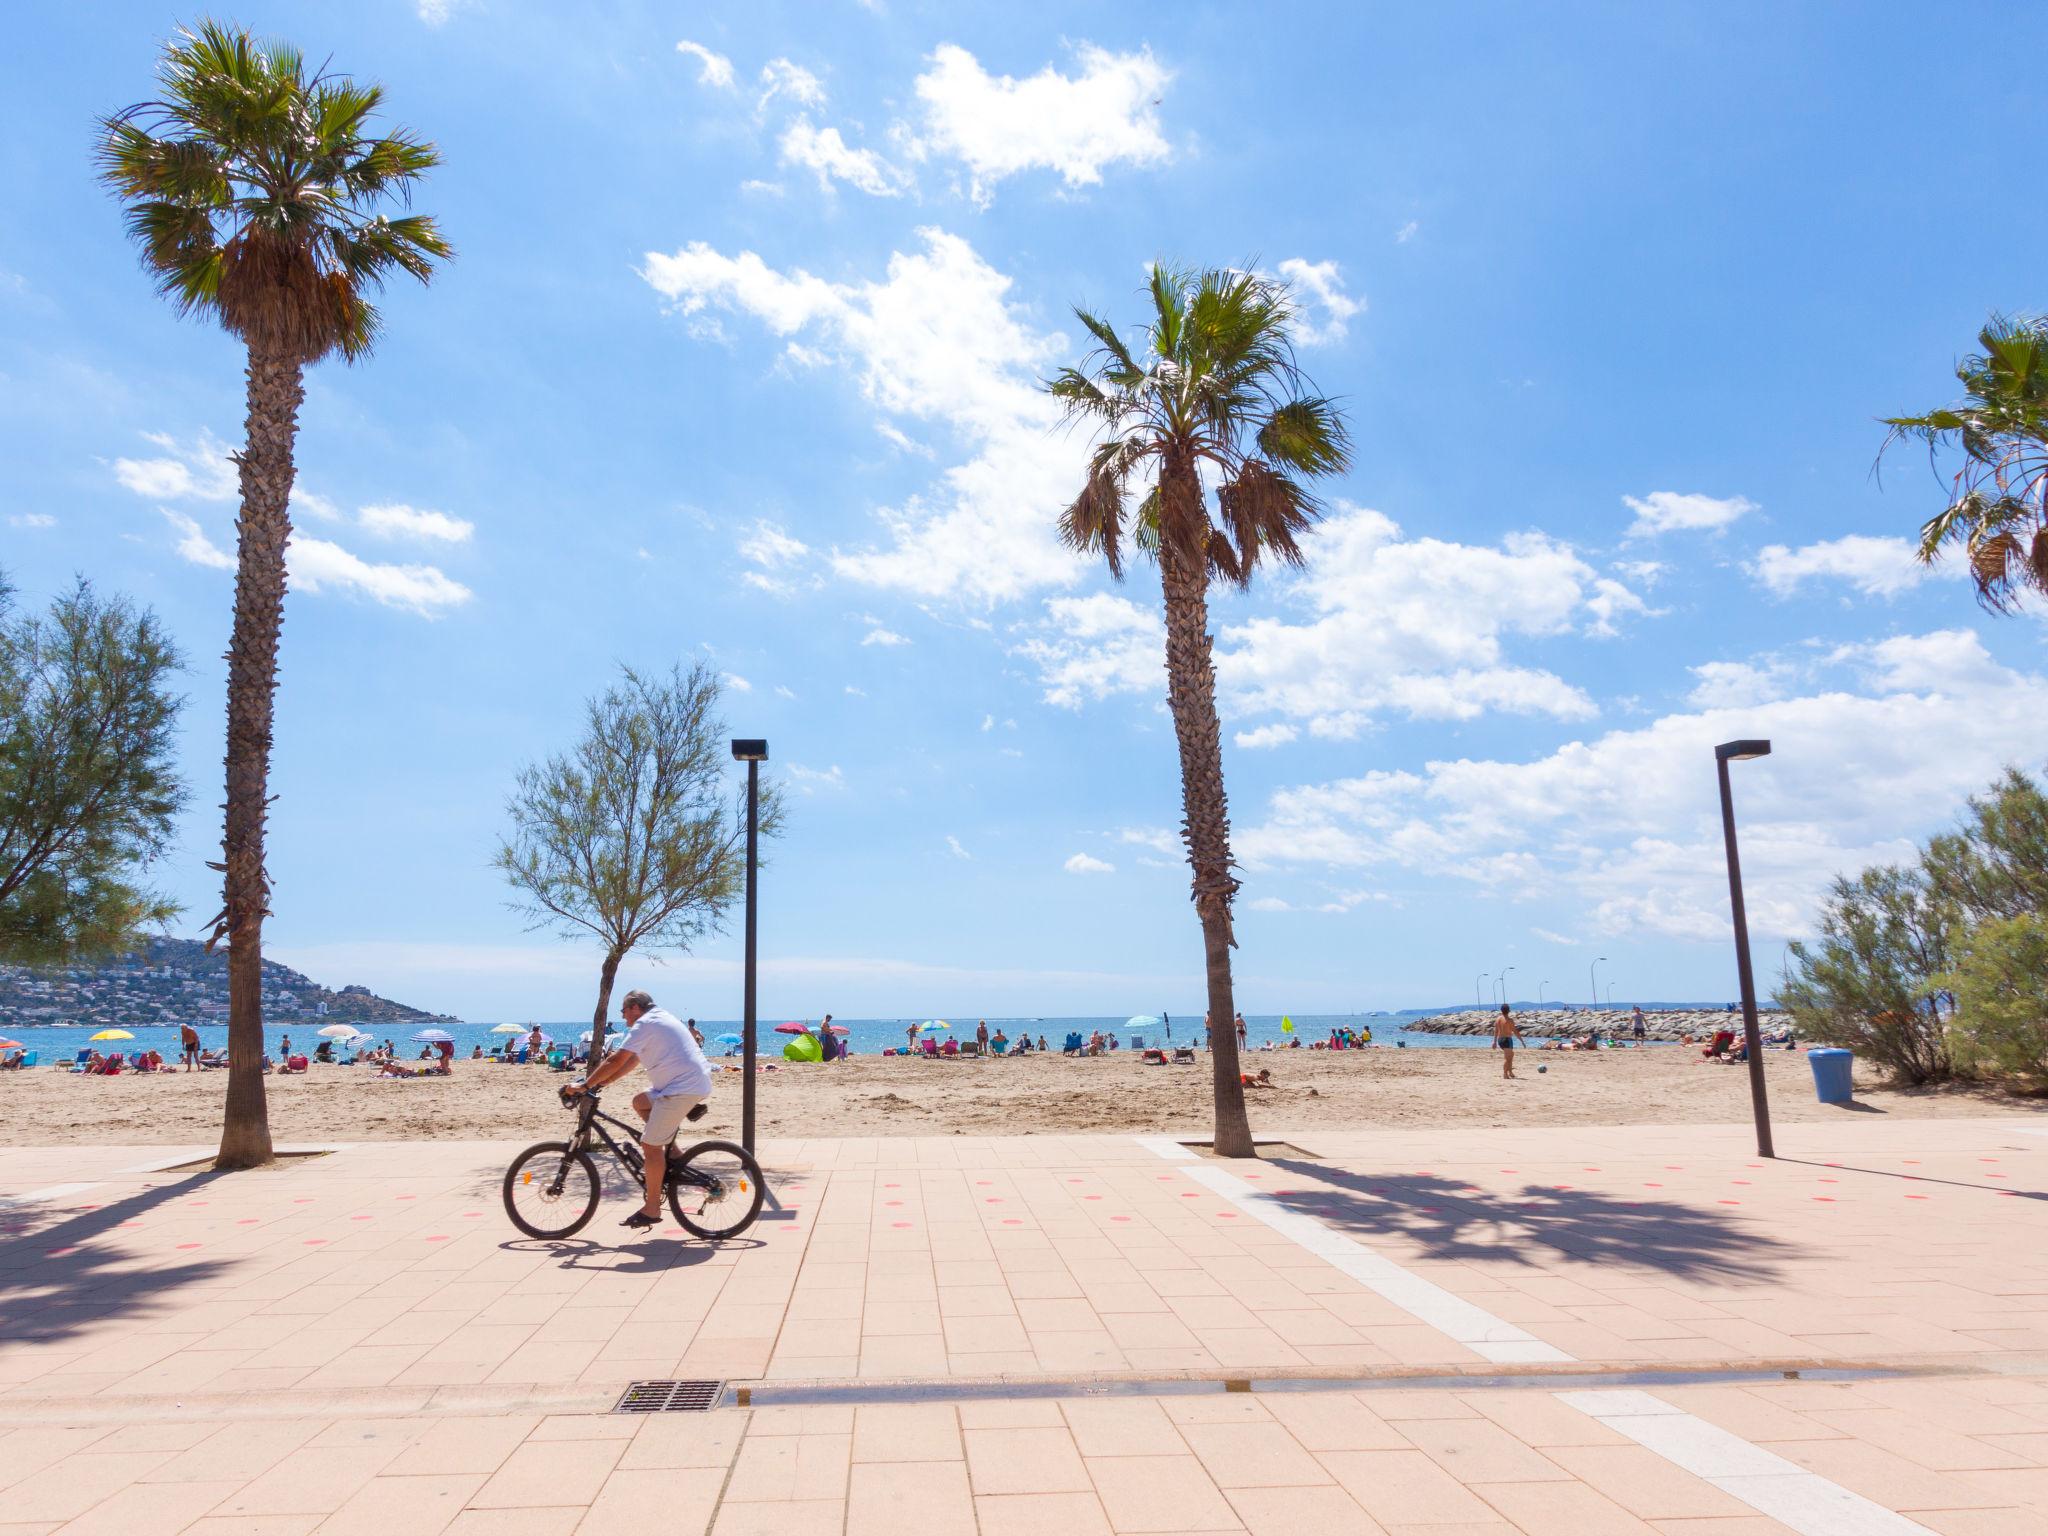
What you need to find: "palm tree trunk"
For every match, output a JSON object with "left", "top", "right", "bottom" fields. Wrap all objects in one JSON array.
[
  {"left": 588, "top": 948, "right": 623, "bottom": 1071},
  {"left": 1157, "top": 520, "right": 1255, "bottom": 1159},
  {"left": 215, "top": 347, "right": 304, "bottom": 1172}
]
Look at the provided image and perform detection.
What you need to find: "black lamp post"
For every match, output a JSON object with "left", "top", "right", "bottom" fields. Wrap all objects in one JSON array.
[
  {"left": 1589, "top": 955, "right": 1607, "bottom": 1009},
  {"left": 1497, "top": 965, "right": 1514, "bottom": 1007},
  {"left": 731, "top": 737, "right": 768, "bottom": 1153},
  {"left": 1716, "top": 738, "right": 1774, "bottom": 1159}
]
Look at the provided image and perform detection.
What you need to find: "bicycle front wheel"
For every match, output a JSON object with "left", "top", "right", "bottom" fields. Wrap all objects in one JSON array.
[
  {"left": 668, "top": 1140, "right": 765, "bottom": 1239},
  {"left": 504, "top": 1141, "right": 601, "bottom": 1238}
]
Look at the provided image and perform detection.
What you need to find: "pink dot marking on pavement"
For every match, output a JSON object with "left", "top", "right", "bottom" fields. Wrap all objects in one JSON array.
[
  {"left": 1003, "top": 1218, "right": 1022, "bottom": 1225},
  {"left": 986, "top": 1198, "right": 1002, "bottom": 1204},
  {"left": 1553, "top": 1185, "right": 1573, "bottom": 1191},
  {"left": 1814, "top": 1197, "right": 1835, "bottom": 1202},
  {"left": 1644, "top": 1182, "right": 1662, "bottom": 1188},
  {"left": 236, "top": 1218, "right": 258, "bottom": 1225},
  {"left": 1717, "top": 1199, "right": 1741, "bottom": 1206},
  {"left": 119, "top": 1220, "right": 139, "bottom": 1227},
  {"left": 177, "top": 1242, "right": 201, "bottom": 1249},
  {"left": 884, "top": 1183, "right": 899, "bottom": 1188},
  {"left": 1903, "top": 1160, "right": 1920, "bottom": 1165},
  {"left": 977, "top": 1180, "right": 991, "bottom": 1186},
  {"left": 352, "top": 1215, "right": 372, "bottom": 1221},
  {"left": 304, "top": 1239, "right": 326, "bottom": 1246},
  {"left": 891, "top": 1221, "right": 911, "bottom": 1228},
  {"left": 1665, "top": 1166, "right": 1684, "bottom": 1170},
  {"left": 1419, "top": 1206, "right": 1440, "bottom": 1213},
  {"left": 1217, "top": 1211, "right": 1237, "bottom": 1218},
  {"left": 1988, "top": 1173, "right": 2008, "bottom": 1179},
  {"left": 397, "top": 1194, "right": 415, "bottom": 1200},
  {"left": 1181, "top": 1192, "right": 1199, "bottom": 1199},
  {"left": 885, "top": 1201, "right": 902, "bottom": 1207},
  {"left": 1981, "top": 1157, "right": 2000, "bottom": 1163},
  {"left": 1084, "top": 1195, "right": 1102, "bottom": 1201},
  {"left": 294, "top": 1198, "right": 312, "bottom": 1204},
  {"left": 1500, "top": 1168, "right": 1517, "bottom": 1173},
  {"left": 1906, "top": 1194, "right": 1929, "bottom": 1200},
  {"left": 190, "top": 1201, "right": 208, "bottom": 1206},
  {"left": 426, "top": 1235, "right": 449, "bottom": 1241},
  {"left": 1732, "top": 1180, "right": 1751, "bottom": 1186},
  {"left": 1819, "top": 1178, "right": 1838, "bottom": 1184},
  {"left": 1244, "top": 1173, "right": 1261, "bottom": 1180},
  {"left": 1583, "top": 1167, "right": 1602, "bottom": 1172}
]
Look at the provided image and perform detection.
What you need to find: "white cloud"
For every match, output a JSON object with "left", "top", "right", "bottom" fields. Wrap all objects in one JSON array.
[
  {"left": 946, "top": 835, "right": 971, "bottom": 860},
  {"left": 788, "top": 763, "right": 844, "bottom": 793},
  {"left": 1015, "top": 594, "right": 1161, "bottom": 707},
  {"left": 675, "top": 40, "right": 735, "bottom": 90},
  {"left": 774, "top": 684, "right": 797, "bottom": 700},
  {"left": 780, "top": 118, "right": 909, "bottom": 197},
  {"left": 1247, "top": 896, "right": 1291, "bottom": 912},
  {"left": 161, "top": 510, "right": 234, "bottom": 571},
  {"left": 1686, "top": 658, "right": 1794, "bottom": 709},
  {"left": 1235, "top": 723, "right": 1299, "bottom": 750},
  {"left": 1395, "top": 220, "right": 1419, "bottom": 244},
  {"left": 287, "top": 536, "right": 471, "bottom": 615},
  {"left": 7, "top": 512, "right": 55, "bottom": 529},
  {"left": 907, "top": 43, "right": 1170, "bottom": 205},
  {"left": 1530, "top": 927, "right": 1580, "bottom": 946},
  {"left": 358, "top": 503, "right": 473, "bottom": 544},
  {"left": 740, "top": 179, "right": 785, "bottom": 197},
  {"left": 739, "top": 520, "right": 808, "bottom": 567},
  {"left": 722, "top": 673, "right": 752, "bottom": 693},
  {"left": 1623, "top": 490, "right": 1755, "bottom": 539},
  {"left": 1238, "top": 628, "right": 2048, "bottom": 944},
  {"left": 1749, "top": 535, "right": 1954, "bottom": 599},
  {"left": 292, "top": 486, "right": 343, "bottom": 523},
  {"left": 1275, "top": 258, "right": 1363, "bottom": 345},
  {"left": 161, "top": 509, "right": 468, "bottom": 615},
  {"left": 1113, "top": 826, "right": 1178, "bottom": 856},
  {"left": 643, "top": 228, "right": 1082, "bottom": 605},
  {"left": 758, "top": 58, "right": 826, "bottom": 115},
  {"left": 1064, "top": 852, "right": 1115, "bottom": 875},
  {"left": 980, "top": 714, "right": 995, "bottom": 732},
  {"left": 112, "top": 430, "right": 237, "bottom": 502},
  {"left": 844, "top": 685, "right": 867, "bottom": 697},
  {"left": 861, "top": 625, "right": 910, "bottom": 647}
]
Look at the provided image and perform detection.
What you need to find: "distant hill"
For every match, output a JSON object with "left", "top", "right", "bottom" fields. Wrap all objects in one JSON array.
[{"left": 0, "top": 936, "right": 457, "bottom": 1028}]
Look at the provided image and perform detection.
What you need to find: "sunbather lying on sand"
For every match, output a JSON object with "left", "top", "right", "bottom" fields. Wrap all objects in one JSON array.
[{"left": 377, "top": 1060, "right": 450, "bottom": 1078}]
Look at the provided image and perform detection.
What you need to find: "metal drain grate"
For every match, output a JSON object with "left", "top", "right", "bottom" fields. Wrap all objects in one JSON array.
[{"left": 613, "top": 1379, "right": 725, "bottom": 1413}]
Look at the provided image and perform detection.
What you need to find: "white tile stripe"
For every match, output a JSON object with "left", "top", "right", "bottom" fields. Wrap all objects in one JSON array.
[
  {"left": 1560, "top": 1390, "right": 1936, "bottom": 1535},
  {"left": 1140, "top": 1144, "right": 1570, "bottom": 1364},
  {"left": 1132, "top": 1138, "right": 1944, "bottom": 1530},
  {"left": 0, "top": 1182, "right": 102, "bottom": 1206}
]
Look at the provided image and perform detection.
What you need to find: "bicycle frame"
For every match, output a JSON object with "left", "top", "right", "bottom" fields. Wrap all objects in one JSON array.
[{"left": 565, "top": 1092, "right": 716, "bottom": 1193}]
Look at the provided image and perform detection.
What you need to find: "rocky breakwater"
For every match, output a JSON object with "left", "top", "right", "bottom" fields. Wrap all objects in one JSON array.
[{"left": 1409, "top": 1008, "right": 1793, "bottom": 1041}]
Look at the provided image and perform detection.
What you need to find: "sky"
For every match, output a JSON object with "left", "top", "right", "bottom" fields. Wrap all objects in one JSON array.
[{"left": 5, "top": 1, "right": 2048, "bottom": 1023}]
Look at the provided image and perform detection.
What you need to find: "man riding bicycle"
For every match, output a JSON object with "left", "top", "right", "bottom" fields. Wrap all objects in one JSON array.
[{"left": 563, "top": 989, "right": 711, "bottom": 1230}]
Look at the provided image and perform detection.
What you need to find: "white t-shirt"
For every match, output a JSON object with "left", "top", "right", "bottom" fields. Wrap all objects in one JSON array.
[{"left": 620, "top": 1006, "right": 712, "bottom": 1099}]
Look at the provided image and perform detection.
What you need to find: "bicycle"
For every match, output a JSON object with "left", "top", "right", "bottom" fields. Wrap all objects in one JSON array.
[{"left": 502, "top": 1084, "right": 765, "bottom": 1241}]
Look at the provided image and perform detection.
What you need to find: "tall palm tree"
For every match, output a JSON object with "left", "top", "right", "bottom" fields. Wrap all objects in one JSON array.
[
  {"left": 1883, "top": 314, "right": 2048, "bottom": 613},
  {"left": 98, "top": 24, "right": 450, "bottom": 1169},
  {"left": 1048, "top": 267, "right": 1350, "bottom": 1158}
]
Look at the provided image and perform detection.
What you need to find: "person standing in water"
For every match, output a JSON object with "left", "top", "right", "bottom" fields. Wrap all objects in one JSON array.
[{"left": 1493, "top": 1002, "right": 1527, "bottom": 1080}]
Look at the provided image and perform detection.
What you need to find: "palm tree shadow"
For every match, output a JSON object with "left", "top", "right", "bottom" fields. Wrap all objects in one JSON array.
[
  {"left": 0, "top": 1173, "right": 237, "bottom": 1346},
  {"left": 1264, "top": 1160, "right": 1794, "bottom": 1285}
]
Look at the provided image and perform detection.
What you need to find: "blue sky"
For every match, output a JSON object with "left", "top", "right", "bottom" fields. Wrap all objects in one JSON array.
[{"left": 6, "top": 2, "right": 2048, "bottom": 1022}]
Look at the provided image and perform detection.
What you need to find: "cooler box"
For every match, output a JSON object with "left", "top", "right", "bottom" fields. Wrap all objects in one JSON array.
[{"left": 1808, "top": 1047, "right": 1854, "bottom": 1104}]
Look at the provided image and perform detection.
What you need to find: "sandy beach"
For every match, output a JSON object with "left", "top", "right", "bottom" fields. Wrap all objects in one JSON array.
[{"left": 4, "top": 1044, "right": 2037, "bottom": 1146}]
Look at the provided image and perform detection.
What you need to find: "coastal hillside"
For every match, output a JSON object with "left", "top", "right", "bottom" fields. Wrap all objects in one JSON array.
[{"left": 0, "top": 936, "right": 456, "bottom": 1028}]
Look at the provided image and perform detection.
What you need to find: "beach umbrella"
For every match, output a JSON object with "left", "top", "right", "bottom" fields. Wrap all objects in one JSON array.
[
  {"left": 88, "top": 1029, "right": 135, "bottom": 1041},
  {"left": 1126, "top": 1015, "right": 1161, "bottom": 1028},
  {"left": 411, "top": 1029, "right": 454, "bottom": 1044},
  {"left": 823, "top": 1024, "right": 849, "bottom": 1035},
  {"left": 0, "top": 1039, "right": 22, "bottom": 1051},
  {"left": 773, "top": 1022, "right": 811, "bottom": 1035},
  {"left": 316, "top": 1023, "right": 361, "bottom": 1038},
  {"left": 490, "top": 1023, "right": 523, "bottom": 1035},
  {"left": 919, "top": 1020, "right": 950, "bottom": 1032}
]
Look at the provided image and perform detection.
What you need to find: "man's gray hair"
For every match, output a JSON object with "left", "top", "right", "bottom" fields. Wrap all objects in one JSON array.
[{"left": 621, "top": 989, "right": 655, "bottom": 1012}]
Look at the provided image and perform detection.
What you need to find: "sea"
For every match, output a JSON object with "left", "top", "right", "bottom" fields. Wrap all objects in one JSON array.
[{"left": 4, "top": 1008, "right": 1666, "bottom": 1065}]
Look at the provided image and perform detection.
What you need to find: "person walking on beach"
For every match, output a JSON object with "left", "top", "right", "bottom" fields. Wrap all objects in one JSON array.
[
  {"left": 180, "top": 1022, "right": 201, "bottom": 1072},
  {"left": 1493, "top": 1003, "right": 1526, "bottom": 1079},
  {"left": 564, "top": 989, "right": 712, "bottom": 1231},
  {"left": 1630, "top": 1006, "right": 1647, "bottom": 1045},
  {"left": 976, "top": 1019, "right": 990, "bottom": 1056}
]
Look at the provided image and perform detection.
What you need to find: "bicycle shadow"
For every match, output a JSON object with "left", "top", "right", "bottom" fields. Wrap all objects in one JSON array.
[
  {"left": 499, "top": 1234, "right": 766, "bottom": 1273},
  {"left": 0, "top": 1173, "right": 236, "bottom": 1347}
]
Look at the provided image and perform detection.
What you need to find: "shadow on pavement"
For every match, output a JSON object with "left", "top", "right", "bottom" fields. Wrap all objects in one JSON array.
[
  {"left": 0, "top": 1173, "right": 236, "bottom": 1345},
  {"left": 1265, "top": 1161, "right": 1794, "bottom": 1284},
  {"left": 1776, "top": 1156, "right": 2046, "bottom": 1200}
]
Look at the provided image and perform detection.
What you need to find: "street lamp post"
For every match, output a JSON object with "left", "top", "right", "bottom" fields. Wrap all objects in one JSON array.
[
  {"left": 1589, "top": 955, "right": 1607, "bottom": 1009},
  {"left": 731, "top": 738, "right": 768, "bottom": 1154},
  {"left": 1539, "top": 980, "right": 1549, "bottom": 1005},
  {"left": 1476, "top": 973, "right": 1487, "bottom": 1008},
  {"left": 1497, "top": 966, "right": 1515, "bottom": 1007},
  {"left": 1606, "top": 982, "right": 1616, "bottom": 1006},
  {"left": 1716, "top": 738, "right": 1775, "bottom": 1159}
]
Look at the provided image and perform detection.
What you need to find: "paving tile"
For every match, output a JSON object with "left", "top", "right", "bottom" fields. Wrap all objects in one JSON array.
[
  {"left": 965, "top": 1426, "right": 1092, "bottom": 1494},
  {"left": 1474, "top": 1478, "right": 1659, "bottom": 1534},
  {"left": 1223, "top": 1484, "right": 1389, "bottom": 1536},
  {"left": 1061, "top": 1400, "right": 1188, "bottom": 1458},
  {"left": 1318, "top": 1450, "right": 1499, "bottom": 1526},
  {"left": 1544, "top": 1445, "right": 1753, "bottom": 1519},
  {"left": 706, "top": 1499, "right": 843, "bottom": 1536},
  {"left": 310, "top": 1473, "right": 484, "bottom": 1536},
  {"left": 1400, "top": 1417, "right": 1572, "bottom": 1484},
  {"left": 974, "top": 1491, "right": 1116, "bottom": 1536},
  {"left": 846, "top": 1460, "right": 976, "bottom": 1536},
  {"left": 468, "top": 1437, "right": 625, "bottom": 1509},
  {"left": 575, "top": 1467, "right": 723, "bottom": 1535},
  {"left": 1178, "top": 1421, "right": 1330, "bottom": 1487},
  {"left": 1085, "top": 1454, "right": 1242, "bottom": 1532}
]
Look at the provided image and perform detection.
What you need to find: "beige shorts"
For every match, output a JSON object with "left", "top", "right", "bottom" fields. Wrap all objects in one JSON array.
[{"left": 641, "top": 1092, "right": 704, "bottom": 1147}]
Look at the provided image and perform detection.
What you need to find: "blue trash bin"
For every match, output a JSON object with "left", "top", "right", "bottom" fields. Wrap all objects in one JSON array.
[{"left": 1808, "top": 1047, "right": 1854, "bottom": 1104}]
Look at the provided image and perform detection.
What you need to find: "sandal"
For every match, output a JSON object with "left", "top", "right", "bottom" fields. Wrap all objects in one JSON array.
[{"left": 620, "top": 1210, "right": 660, "bottom": 1230}]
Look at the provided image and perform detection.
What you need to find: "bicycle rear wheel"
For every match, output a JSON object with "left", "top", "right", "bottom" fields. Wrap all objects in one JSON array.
[
  {"left": 503, "top": 1141, "right": 601, "bottom": 1238},
  {"left": 667, "top": 1140, "right": 765, "bottom": 1239}
]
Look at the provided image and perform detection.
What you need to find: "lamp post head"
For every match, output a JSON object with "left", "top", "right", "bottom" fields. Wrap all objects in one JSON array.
[
  {"left": 730, "top": 738, "right": 769, "bottom": 762},
  {"left": 1716, "top": 739, "right": 1771, "bottom": 763}
]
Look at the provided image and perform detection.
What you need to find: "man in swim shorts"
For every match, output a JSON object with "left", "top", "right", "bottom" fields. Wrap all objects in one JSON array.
[{"left": 1492, "top": 1003, "right": 1527, "bottom": 1080}]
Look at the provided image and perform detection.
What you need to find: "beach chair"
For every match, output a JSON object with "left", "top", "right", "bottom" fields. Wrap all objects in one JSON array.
[
  {"left": 1173, "top": 1046, "right": 1196, "bottom": 1064},
  {"left": 921, "top": 1037, "right": 939, "bottom": 1057},
  {"left": 20, "top": 1051, "right": 35, "bottom": 1068},
  {"left": 990, "top": 1038, "right": 1008, "bottom": 1055}
]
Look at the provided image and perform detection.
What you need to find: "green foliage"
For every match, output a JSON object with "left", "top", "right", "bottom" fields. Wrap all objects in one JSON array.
[
  {"left": 494, "top": 663, "right": 784, "bottom": 967},
  {"left": 1779, "top": 864, "right": 1954, "bottom": 1084},
  {"left": 95, "top": 20, "right": 450, "bottom": 363},
  {"left": 1941, "top": 912, "right": 2048, "bottom": 1081},
  {"left": 1782, "top": 764, "right": 2048, "bottom": 1084},
  {"left": 1047, "top": 264, "right": 1352, "bottom": 587},
  {"left": 0, "top": 574, "right": 186, "bottom": 965},
  {"left": 1881, "top": 314, "right": 2048, "bottom": 613}
]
